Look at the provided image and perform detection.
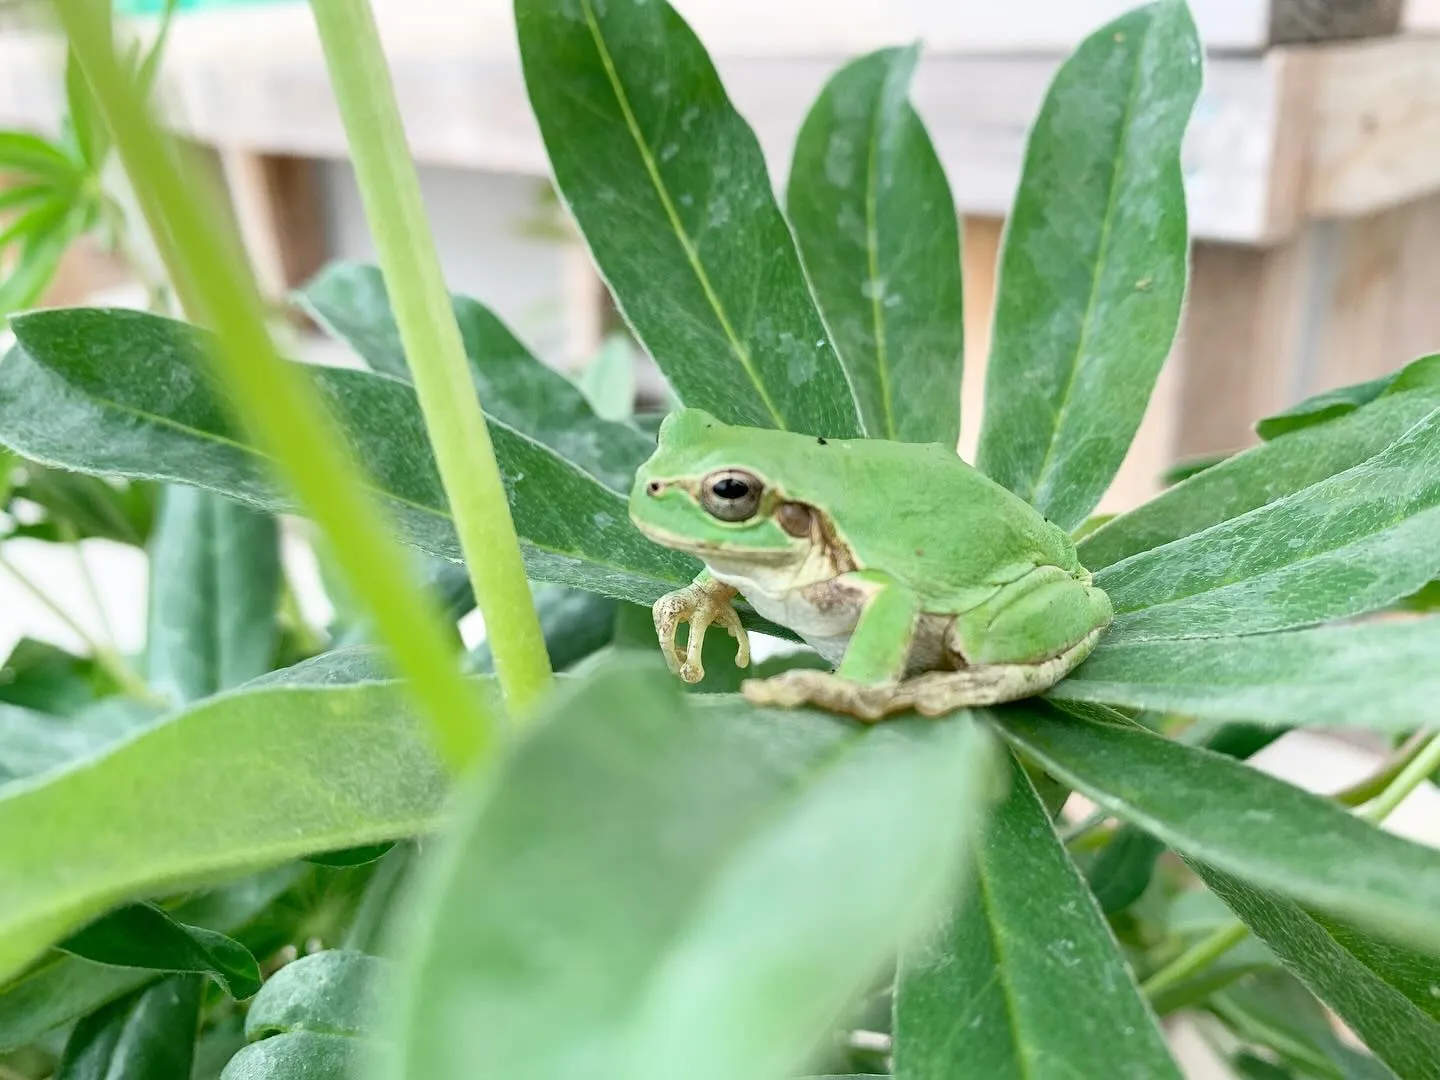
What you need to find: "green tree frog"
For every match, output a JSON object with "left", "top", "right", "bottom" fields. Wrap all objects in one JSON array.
[{"left": 627, "top": 408, "right": 1113, "bottom": 721}]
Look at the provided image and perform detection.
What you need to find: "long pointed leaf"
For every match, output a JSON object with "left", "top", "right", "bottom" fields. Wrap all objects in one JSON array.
[
  {"left": 1255, "top": 354, "right": 1440, "bottom": 441},
  {"left": 514, "top": 0, "right": 863, "bottom": 438},
  {"left": 0, "top": 309, "right": 707, "bottom": 611},
  {"left": 387, "top": 660, "right": 997, "bottom": 1080},
  {"left": 787, "top": 46, "right": 963, "bottom": 446},
  {"left": 993, "top": 702, "right": 1440, "bottom": 953},
  {"left": 1096, "top": 406, "right": 1440, "bottom": 641},
  {"left": 147, "top": 484, "right": 281, "bottom": 704},
  {"left": 894, "top": 751, "right": 1178, "bottom": 1079},
  {"left": 0, "top": 679, "right": 464, "bottom": 985},
  {"left": 297, "top": 261, "right": 654, "bottom": 492},
  {"left": 974, "top": 0, "right": 1201, "bottom": 530},
  {"left": 1051, "top": 615, "right": 1440, "bottom": 730},
  {"left": 1193, "top": 862, "right": 1440, "bottom": 1079},
  {"left": 1079, "top": 388, "right": 1440, "bottom": 569}
]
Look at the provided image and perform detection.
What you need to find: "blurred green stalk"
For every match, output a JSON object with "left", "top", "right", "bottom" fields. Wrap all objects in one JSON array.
[
  {"left": 52, "top": 0, "right": 495, "bottom": 774},
  {"left": 307, "top": 0, "right": 552, "bottom": 717}
]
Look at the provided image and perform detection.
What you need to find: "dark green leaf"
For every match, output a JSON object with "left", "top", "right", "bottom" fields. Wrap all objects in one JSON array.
[
  {"left": 146, "top": 484, "right": 281, "bottom": 704},
  {"left": 894, "top": 751, "right": 1178, "bottom": 1079},
  {"left": 1160, "top": 451, "right": 1231, "bottom": 487},
  {"left": 1308, "top": 911, "right": 1440, "bottom": 1023},
  {"left": 1194, "top": 864, "right": 1440, "bottom": 1079},
  {"left": 0, "top": 310, "right": 716, "bottom": 613},
  {"left": 1396, "top": 579, "right": 1440, "bottom": 612},
  {"left": 787, "top": 45, "right": 963, "bottom": 446},
  {"left": 0, "top": 863, "right": 305, "bottom": 1052},
  {"left": 469, "top": 583, "right": 619, "bottom": 675},
  {"left": 387, "top": 658, "right": 996, "bottom": 1080},
  {"left": 55, "top": 976, "right": 202, "bottom": 1080},
  {"left": 1053, "top": 615, "right": 1440, "bottom": 732},
  {"left": 303, "top": 843, "right": 394, "bottom": 869},
  {"left": 975, "top": 0, "right": 1200, "bottom": 530},
  {"left": 245, "top": 950, "right": 383, "bottom": 1040},
  {"left": 1080, "top": 388, "right": 1440, "bottom": 570},
  {"left": 1231, "top": 1055, "right": 1299, "bottom": 1080},
  {"left": 297, "top": 261, "right": 654, "bottom": 492},
  {"left": 1083, "top": 826, "right": 1168, "bottom": 916},
  {"left": 514, "top": 0, "right": 863, "bottom": 438},
  {"left": 993, "top": 702, "right": 1440, "bottom": 952},
  {"left": 219, "top": 1030, "right": 359, "bottom": 1080},
  {"left": 1256, "top": 354, "right": 1440, "bottom": 441},
  {"left": 0, "top": 679, "right": 465, "bottom": 985},
  {"left": 0, "top": 638, "right": 116, "bottom": 716},
  {"left": 1095, "top": 406, "right": 1440, "bottom": 640},
  {"left": 59, "top": 903, "right": 261, "bottom": 1000}
]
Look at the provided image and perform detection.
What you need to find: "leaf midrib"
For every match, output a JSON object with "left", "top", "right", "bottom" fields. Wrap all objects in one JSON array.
[{"left": 577, "top": 0, "right": 787, "bottom": 430}]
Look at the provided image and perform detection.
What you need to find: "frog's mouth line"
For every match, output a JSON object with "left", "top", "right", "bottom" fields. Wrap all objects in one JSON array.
[{"left": 628, "top": 515, "right": 801, "bottom": 567}]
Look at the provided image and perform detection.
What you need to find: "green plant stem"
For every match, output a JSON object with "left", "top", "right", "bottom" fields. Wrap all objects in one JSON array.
[
  {"left": 0, "top": 545, "right": 151, "bottom": 700},
  {"left": 306, "top": 0, "right": 553, "bottom": 718},
  {"left": 1356, "top": 731, "right": 1440, "bottom": 824},
  {"left": 53, "top": 0, "right": 494, "bottom": 774},
  {"left": 1145, "top": 733, "right": 1440, "bottom": 1003},
  {"left": 1141, "top": 919, "right": 1250, "bottom": 1000}
]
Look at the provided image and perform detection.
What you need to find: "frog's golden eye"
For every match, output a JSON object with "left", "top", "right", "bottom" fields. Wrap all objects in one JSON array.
[{"left": 700, "top": 469, "right": 763, "bottom": 522}]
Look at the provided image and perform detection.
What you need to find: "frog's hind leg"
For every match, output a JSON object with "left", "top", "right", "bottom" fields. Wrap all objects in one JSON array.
[
  {"left": 907, "top": 565, "right": 1113, "bottom": 716},
  {"left": 903, "top": 624, "right": 1105, "bottom": 717}
]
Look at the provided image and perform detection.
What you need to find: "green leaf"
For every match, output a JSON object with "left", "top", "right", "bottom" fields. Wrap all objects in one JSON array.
[
  {"left": 575, "top": 334, "right": 638, "bottom": 422},
  {"left": 59, "top": 902, "right": 262, "bottom": 1000},
  {"left": 1194, "top": 863, "right": 1440, "bottom": 1079},
  {"left": 1080, "top": 388, "right": 1440, "bottom": 569},
  {"left": 975, "top": 0, "right": 1201, "bottom": 531},
  {"left": 894, "top": 751, "right": 1178, "bottom": 1079},
  {"left": 64, "top": 46, "right": 112, "bottom": 170},
  {"left": 146, "top": 484, "right": 281, "bottom": 704},
  {"left": 0, "top": 133, "right": 82, "bottom": 184},
  {"left": 1210, "top": 971, "right": 1399, "bottom": 1080},
  {"left": 6, "top": 461, "right": 157, "bottom": 547},
  {"left": 1082, "top": 825, "right": 1167, "bottom": 916},
  {"left": 387, "top": 657, "right": 997, "bottom": 1080},
  {"left": 297, "top": 261, "right": 654, "bottom": 492},
  {"left": 1256, "top": 354, "right": 1440, "bottom": 441},
  {"left": 0, "top": 216, "right": 81, "bottom": 317},
  {"left": 0, "top": 199, "right": 69, "bottom": 254},
  {"left": 0, "top": 310, "right": 712, "bottom": 612},
  {"left": 0, "top": 701, "right": 157, "bottom": 788},
  {"left": 993, "top": 702, "right": 1440, "bottom": 952},
  {"left": 0, "top": 679, "right": 463, "bottom": 986},
  {"left": 1160, "top": 451, "right": 1232, "bottom": 487},
  {"left": 786, "top": 45, "right": 963, "bottom": 446},
  {"left": 220, "top": 1030, "right": 360, "bottom": 1080},
  {"left": 1051, "top": 616, "right": 1440, "bottom": 731},
  {"left": 0, "top": 183, "right": 55, "bottom": 216},
  {"left": 55, "top": 976, "right": 202, "bottom": 1080},
  {"left": 0, "top": 863, "right": 306, "bottom": 1052},
  {"left": 245, "top": 950, "right": 383, "bottom": 1040},
  {"left": 513, "top": 0, "right": 863, "bottom": 439},
  {"left": 1095, "top": 406, "right": 1440, "bottom": 641},
  {"left": 0, "top": 638, "right": 117, "bottom": 716}
]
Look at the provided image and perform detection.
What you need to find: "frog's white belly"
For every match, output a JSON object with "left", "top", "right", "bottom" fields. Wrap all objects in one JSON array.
[{"left": 705, "top": 564, "right": 860, "bottom": 666}]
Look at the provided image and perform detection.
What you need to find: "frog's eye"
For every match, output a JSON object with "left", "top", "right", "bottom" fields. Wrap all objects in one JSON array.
[{"left": 700, "top": 469, "right": 763, "bottom": 522}]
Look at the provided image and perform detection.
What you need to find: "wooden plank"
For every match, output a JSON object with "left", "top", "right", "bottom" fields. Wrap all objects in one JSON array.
[
  {"left": 217, "top": 150, "right": 326, "bottom": 303},
  {"left": 1270, "top": 0, "right": 1401, "bottom": 44},
  {"left": 1302, "top": 36, "right": 1440, "bottom": 220}
]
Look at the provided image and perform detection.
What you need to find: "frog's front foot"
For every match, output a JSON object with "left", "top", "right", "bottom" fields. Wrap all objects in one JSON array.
[{"left": 652, "top": 575, "right": 751, "bottom": 683}]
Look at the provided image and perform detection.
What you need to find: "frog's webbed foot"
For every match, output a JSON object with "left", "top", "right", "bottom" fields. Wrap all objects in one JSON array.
[
  {"left": 652, "top": 575, "right": 751, "bottom": 683},
  {"left": 741, "top": 626, "right": 1104, "bottom": 722}
]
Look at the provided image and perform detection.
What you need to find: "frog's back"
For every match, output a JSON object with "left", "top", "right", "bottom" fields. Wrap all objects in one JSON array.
[{"left": 769, "top": 433, "right": 1081, "bottom": 603}]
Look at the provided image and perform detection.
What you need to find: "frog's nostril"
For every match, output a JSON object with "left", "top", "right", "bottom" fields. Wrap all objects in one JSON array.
[{"left": 647, "top": 480, "right": 663, "bottom": 496}]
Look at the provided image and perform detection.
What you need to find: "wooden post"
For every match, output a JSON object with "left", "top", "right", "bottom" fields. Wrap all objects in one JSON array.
[{"left": 217, "top": 150, "right": 326, "bottom": 307}]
